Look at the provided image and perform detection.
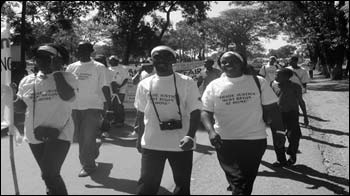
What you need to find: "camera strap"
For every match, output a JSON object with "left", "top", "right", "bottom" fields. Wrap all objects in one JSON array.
[{"left": 149, "top": 73, "right": 182, "bottom": 123}]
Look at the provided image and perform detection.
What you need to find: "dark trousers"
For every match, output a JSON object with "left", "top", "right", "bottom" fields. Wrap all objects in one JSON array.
[
  {"left": 271, "top": 110, "right": 302, "bottom": 161},
  {"left": 29, "top": 139, "right": 70, "bottom": 195},
  {"left": 112, "top": 93, "right": 125, "bottom": 124},
  {"left": 283, "top": 110, "right": 302, "bottom": 156},
  {"left": 137, "top": 149, "right": 193, "bottom": 195},
  {"left": 216, "top": 139, "right": 267, "bottom": 195}
]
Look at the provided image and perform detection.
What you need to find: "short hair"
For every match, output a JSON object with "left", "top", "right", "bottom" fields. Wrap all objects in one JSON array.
[
  {"left": 77, "top": 42, "right": 94, "bottom": 53},
  {"left": 205, "top": 58, "right": 214, "bottom": 65},
  {"left": 277, "top": 68, "right": 294, "bottom": 78}
]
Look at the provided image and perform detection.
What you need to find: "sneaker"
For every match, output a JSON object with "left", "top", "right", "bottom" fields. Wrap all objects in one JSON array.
[
  {"left": 272, "top": 161, "right": 287, "bottom": 167},
  {"left": 78, "top": 168, "right": 96, "bottom": 177},
  {"left": 116, "top": 131, "right": 138, "bottom": 140}
]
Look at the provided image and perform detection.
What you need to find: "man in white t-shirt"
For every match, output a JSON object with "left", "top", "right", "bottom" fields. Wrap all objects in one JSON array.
[
  {"left": 134, "top": 45, "right": 202, "bottom": 195},
  {"left": 66, "top": 42, "right": 112, "bottom": 178},
  {"left": 259, "top": 56, "right": 282, "bottom": 85},
  {"left": 286, "top": 56, "right": 310, "bottom": 93},
  {"left": 108, "top": 56, "right": 130, "bottom": 127}
]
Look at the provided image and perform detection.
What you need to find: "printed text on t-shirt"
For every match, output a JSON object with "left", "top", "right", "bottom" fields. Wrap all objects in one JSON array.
[{"left": 219, "top": 92, "right": 256, "bottom": 105}]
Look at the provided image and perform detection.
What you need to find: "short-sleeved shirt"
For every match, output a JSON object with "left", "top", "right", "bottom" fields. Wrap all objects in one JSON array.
[
  {"left": 271, "top": 81, "right": 302, "bottom": 112},
  {"left": 202, "top": 75, "right": 278, "bottom": 140},
  {"left": 66, "top": 59, "right": 108, "bottom": 110},
  {"left": 134, "top": 72, "right": 202, "bottom": 151},
  {"left": 198, "top": 68, "right": 222, "bottom": 91},
  {"left": 286, "top": 66, "right": 310, "bottom": 93},
  {"left": 108, "top": 65, "right": 130, "bottom": 94},
  {"left": 17, "top": 71, "right": 78, "bottom": 144},
  {"left": 259, "top": 63, "right": 281, "bottom": 85}
]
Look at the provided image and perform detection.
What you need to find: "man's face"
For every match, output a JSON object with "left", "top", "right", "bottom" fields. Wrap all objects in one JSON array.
[
  {"left": 152, "top": 50, "right": 175, "bottom": 74},
  {"left": 204, "top": 60, "right": 213, "bottom": 69},
  {"left": 110, "top": 59, "right": 119, "bottom": 67}
]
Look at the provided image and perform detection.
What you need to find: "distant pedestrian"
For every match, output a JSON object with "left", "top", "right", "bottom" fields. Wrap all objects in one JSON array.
[
  {"left": 14, "top": 43, "right": 77, "bottom": 194},
  {"left": 94, "top": 54, "right": 113, "bottom": 138},
  {"left": 197, "top": 58, "right": 221, "bottom": 93},
  {"left": 134, "top": 45, "right": 202, "bottom": 195},
  {"left": 108, "top": 56, "right": 130, "bottom": 128},
  {"left": 66, "top": 42, "right": 112, "bottom": 177},
  {"left": 271, "top": 68, "right": 309, "bottom": 166},
  {"left": 201, "top": 51, "right": 284, "bottom": 195},
  {"left": 259, "top": 56, "right": 282, "bottom": 85},
  {"left": 286, "top": 56, "right": 310, "bottom": 93},
  {"left": 132, "top": 61, "right": 155, "bottom": 85}
]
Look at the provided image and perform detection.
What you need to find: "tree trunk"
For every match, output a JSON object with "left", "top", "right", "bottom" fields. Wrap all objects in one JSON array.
[{"left": 332, "top": 44, "right": 345, "bottom": 80}]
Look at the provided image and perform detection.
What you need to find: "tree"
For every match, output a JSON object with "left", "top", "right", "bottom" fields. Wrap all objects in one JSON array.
[
  {"left": 203, "top": 7, "right": 279, "bottom": 57},
  {"left": 94, "top": 1, "right": 211, "bottom": 64},
  {"left": 268, "top": 45, "right": 297, "bottom": 59},
  {"left": 246, "top": 1, "right": 349, "bottom": 79}
]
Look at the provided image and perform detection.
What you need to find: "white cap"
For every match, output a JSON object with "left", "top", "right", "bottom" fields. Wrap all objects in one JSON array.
[
  {"left": 151, "top": 45, "right": 176, "bottom": 58},
  {"left": 37, "top": 45, "right": 61, "bottom": 57}
]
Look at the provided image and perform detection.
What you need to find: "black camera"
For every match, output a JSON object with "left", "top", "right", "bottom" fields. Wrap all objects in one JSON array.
[{"left": 159, "top": 119, "right": 182, "bottom": 131}]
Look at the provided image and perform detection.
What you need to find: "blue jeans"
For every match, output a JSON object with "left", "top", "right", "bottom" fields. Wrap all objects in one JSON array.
[
  {"left": 72, "top": 109, "right": 102, "bottom": 170},
  {"left": 216, "top": 139, "right": 267, "bottom": 195},
  {"left": 29, "top": 139, "right": 70, "bottom": 195},
  {"left": 137, "top": 149, "right": 193, "bottom": 195}
]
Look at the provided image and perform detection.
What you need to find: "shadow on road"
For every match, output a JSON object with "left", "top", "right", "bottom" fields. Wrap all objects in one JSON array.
[
  {"left": 195, "top": 143, "right": 216, "bottom": 155},
  {"left": 301, "top": 135, "right": 347, "bottom": 148},
  {"left": 304, "top": 124, "right": 349, "bottom": 136},
  {"left": 259, "top": 160, "right": 349, "bottom": 195},
  {"left": 86, "top": 162, "right": 172, "bottom": 195},
  {"left": 299, "top": 114, "right": 330, "bottom": 122}
]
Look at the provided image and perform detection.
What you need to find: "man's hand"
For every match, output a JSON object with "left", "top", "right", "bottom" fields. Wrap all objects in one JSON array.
[
  {"left": 209, "top": 131, "right": 223, "bottom": 149},
  {"left": 179, "top": 136, "right": 194, "bottom": 151}
]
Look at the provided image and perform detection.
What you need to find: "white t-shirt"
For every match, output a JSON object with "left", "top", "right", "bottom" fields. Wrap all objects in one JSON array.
[
  {"left": 108, "top": 65, "right": 130, "bottom": 94},
  {"left": 202, "top": 75, "right": 278, "bottom": 140},
  {"left": 17, "top": 71, "right": 78, "bottom": 144},
  {"left": 134, "top": 73, "right": 202, "bottom": 151},
  {"left": 140, "top": 70, "right": 155, "bottom": 81},
  {"left": 259, "top": 63, "right": 281, "bottom": 85},
  {"left": 66, "top": 59, "right": 108, "bottom": 110},
  {"left": 287, "top": 66, "right": 310, "bottom": 93}
]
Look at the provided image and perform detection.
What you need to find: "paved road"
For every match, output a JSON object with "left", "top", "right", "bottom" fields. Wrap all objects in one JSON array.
[{"left": 1, "top": 87, "right": 349, "bottom": 195}]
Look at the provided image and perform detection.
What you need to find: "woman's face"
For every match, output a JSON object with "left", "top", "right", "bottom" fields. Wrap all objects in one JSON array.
[
  {"left": 35, "top": 50, "right": 62, "bottom": 74},
  {"left": 220, "top": 53, "right": 244, "bottom": 77}
]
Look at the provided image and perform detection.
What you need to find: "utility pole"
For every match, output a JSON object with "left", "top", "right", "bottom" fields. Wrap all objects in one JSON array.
[{"left": 20, "top": 1, "right": 26, "bottom": 70}]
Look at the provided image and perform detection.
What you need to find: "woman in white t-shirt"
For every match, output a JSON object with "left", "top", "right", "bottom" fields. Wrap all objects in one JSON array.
[
  {"left": 201, "top": 51, "right": 282, "bottom": 195},
  {"left": 13, "top": 44, "right": 78, "bottom": 195}
]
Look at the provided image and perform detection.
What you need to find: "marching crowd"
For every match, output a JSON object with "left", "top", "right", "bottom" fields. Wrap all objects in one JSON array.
[{"left": 9, "top": 42, "right": 310, "bottom": 195}]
